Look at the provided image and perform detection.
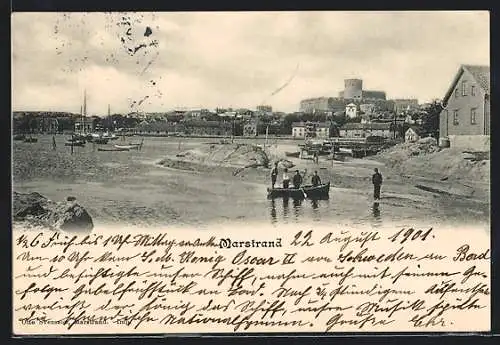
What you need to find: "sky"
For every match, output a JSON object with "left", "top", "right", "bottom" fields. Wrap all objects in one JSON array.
[{"left": 12, "top": 11, "right": 490, "bottom": 115}]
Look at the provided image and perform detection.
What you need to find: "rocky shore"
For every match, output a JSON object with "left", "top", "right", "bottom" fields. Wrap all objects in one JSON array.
[
  {"left": 13, "top": 192, "right": 94, "bottom": 231},
  {"left": 375, "top": 138, "right": 490, "bottom": 202}
]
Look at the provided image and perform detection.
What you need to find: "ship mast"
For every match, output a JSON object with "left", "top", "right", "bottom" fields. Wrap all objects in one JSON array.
[{"left": 82, "top": 89, "right": 87, "bottom": 134}]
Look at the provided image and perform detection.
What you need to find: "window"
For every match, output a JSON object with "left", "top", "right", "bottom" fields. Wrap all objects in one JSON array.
[
  {"left": 453, "top": 110, "right": 459, "bottom": 125},
  {"left": 471, "top": 108, "right": 477, "bottom": 124},
  {"left": 455, "top": 88, "right": 459, "bottom": 98},
  {"left": 462, "top": 80, "right": 467, "bottom": 96},
  {"left": 471, "top": 85, "right": 476, "bottom": 96}
]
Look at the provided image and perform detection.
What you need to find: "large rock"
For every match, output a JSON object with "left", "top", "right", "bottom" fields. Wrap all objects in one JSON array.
[
  {"left": 13, "top": 192, "right": 48, "bottom": 220},
  {"left": 45, "top": 202, "right": 94, "bottom": 231},
  {"left": 12, "top": 192, "right": 94, "bottom": 231}
]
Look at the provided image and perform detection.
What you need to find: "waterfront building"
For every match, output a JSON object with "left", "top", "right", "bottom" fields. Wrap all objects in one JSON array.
[
  {"left": 341, "top": 122, "right": 392, "bottom": 138},
  {"left": 292, "top": 121, "right": 330, "bottom": 138},
  {"left": 439, "top": 64, "right": 490, "bottom": 150}
]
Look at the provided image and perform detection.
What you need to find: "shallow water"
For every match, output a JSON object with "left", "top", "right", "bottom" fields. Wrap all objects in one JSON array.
[{"left": 13, "top": 135, "right": 490, "bottom": 231}]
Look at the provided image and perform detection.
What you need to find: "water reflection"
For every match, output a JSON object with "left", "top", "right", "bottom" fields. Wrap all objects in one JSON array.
[
  {"left": 293, "top": 198, "right": 303, "bottom": 218},
  {"left": 371, "top": 202, "right": 382, "bottom": 228},
  {"left": 372, "top": 202, "right": 380, "bottom": 219},
  {"left": 283, "top": 197, "right": 290, "bottom": 219},
  {"left": 270, "top": 199, "right": 277, "bottom": 223},
  {"left": 268, "top": 197, "right": 330, "bottom": 223}
]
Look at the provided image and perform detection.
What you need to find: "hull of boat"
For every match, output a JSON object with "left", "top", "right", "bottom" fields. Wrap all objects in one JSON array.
[
  {"left": 267, "top": 182, "right": 330, "bottom": 199},
  {"left": 98, "top": 147, "right": 129, "bottom": 152},
  {"left": 285, "top": 151, "right": 301, "bottom": 158},
  {"left": 93, "top": 138, "right": 109, "bottom": 144},
  {"left": 114, "top": 144, "right": 140, "bottom": 150}
]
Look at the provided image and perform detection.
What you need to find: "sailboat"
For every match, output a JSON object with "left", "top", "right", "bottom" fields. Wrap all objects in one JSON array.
[{"left": 66, "top": 90, "right": 88, "bottom": 146}]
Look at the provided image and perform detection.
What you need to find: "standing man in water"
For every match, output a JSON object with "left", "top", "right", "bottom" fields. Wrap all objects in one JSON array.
[
  {"left": 270, "top": 162, "right": 279, "bottom": 188},
  {"left": 372, "top": 168, "right": 383, "bottom": 200}
]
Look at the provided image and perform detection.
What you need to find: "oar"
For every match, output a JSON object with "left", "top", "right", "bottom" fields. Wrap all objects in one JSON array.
[
  {"left": 300, "top": 169, "right": 308, "bottom": 198},
  {"left": 300, "top": 187, "right": 307, "bottom": 198}
]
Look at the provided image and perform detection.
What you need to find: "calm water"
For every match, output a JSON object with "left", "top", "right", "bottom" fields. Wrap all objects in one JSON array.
[{"left": 13, "top": 135, "right": 490, "bottom": 230}]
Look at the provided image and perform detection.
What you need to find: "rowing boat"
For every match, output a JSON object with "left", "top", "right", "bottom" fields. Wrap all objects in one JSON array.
[{"left": 267, "top": 182, "right": 330, "bottom": 199}]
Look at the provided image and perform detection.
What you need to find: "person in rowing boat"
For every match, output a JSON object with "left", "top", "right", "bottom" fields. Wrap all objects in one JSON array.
[
  {"left": 271, "top": 162, "right": 279, "bottom": 188},
  {"left": 282, "top": 168, "right": 290, "bottom": 188},
  {"left": 372, "top": 168, "right": 383, "bottom": 200},
  {"left": 311, "top": 171, "right": 322, "bottom": 186},
  {"left": 293, "top": 170, "right": 303, "bottom": 189}
]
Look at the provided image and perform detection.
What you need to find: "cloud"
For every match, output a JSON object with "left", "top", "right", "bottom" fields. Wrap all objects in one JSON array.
[{"left": 12, "top": 11, "right": 489, "bottom": 114}]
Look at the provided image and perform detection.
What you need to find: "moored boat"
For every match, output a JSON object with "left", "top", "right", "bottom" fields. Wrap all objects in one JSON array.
[
  {"left": 103, "top": 132, "right": 119, "bottom": 140},
  {"left": 267, "top": 182, "right": 330, "bottom": 199},
  {"left": 68, "top": 134, "right": 87, "bottom": 143},
  {"left": 114, "top": 144, "right": 140, "bottom": 150},
  {"left": 14, "top": 134, "right": 25, "bottom": 141},
  {"left": 65, "top": 140, "right": 86, "bottom": 147},
  {"left": 93, "top": 137, "right": 109, "bottom": 144},
  {"left": 23, "top": 136, "right": 38, "bottom": 143},
  {"left": 97, "top": 147, "right": 129, "bottom": 152},
  {"left": 285, "top": 151, "right": 301, "bottom": 158}
]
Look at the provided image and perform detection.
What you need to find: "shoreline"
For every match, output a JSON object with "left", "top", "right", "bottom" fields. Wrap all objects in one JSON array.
[
  {"left": 156, "top": 144, "right": 489, "bottom": 205},
  {"left": 12, "top": 136, "right": 489, "bottom": 228}
]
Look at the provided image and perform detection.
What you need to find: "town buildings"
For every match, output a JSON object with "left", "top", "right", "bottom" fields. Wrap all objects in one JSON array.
[
  {"left": 74, "top": 118, "right": 95, "bottom": 133},
  {"left": 183, "top": 120, "right": 233, "bottom": 137},
  {"left": 299, "top": 97, "right": 342, "bottom": 114},
  {"left": 340, "top": 122, "right": 392, "bottom": 138},
  {"left": 360, "top": 103, "right": 375, "bottom": 115},
  {"left": 243, "top": 119, "right": 258, "bottom": 137},
  {"left": 292, "top": 122, "right": 331, "bottom": 138},
  {"left": 256, "top": 105, "right": 272, "bottom": 113},
  {"left": 299, "top": 78, "right": 388, "bottom": 115},
  {"left": 439, "top": 64, "right": 490, "bottom": 150},
  {"left": 393, "top": 99, "right": 419, "bottom": 115}
]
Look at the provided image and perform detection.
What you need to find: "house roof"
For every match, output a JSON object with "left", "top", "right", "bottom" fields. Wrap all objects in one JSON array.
[
  {"left": 443, "top": 65, "right": 490, "bottom": 105},
  {"left": 406, "top": 126, "right": 423, "bottom": 135}
]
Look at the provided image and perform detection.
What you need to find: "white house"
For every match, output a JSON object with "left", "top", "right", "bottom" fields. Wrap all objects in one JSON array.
[
  {"left": 345, "top": 103, "right": 358, "bottom": 118},
  {"left": 292, "top": 122, "right": 307, "bottom": 138},
  {"left": 405, "top": 126, "right": 422, "bottom": 142}
]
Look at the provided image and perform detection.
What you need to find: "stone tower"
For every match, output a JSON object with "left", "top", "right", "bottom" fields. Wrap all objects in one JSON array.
[{"left": 343, "top": 79, "right": 363, "bottom": 100}]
